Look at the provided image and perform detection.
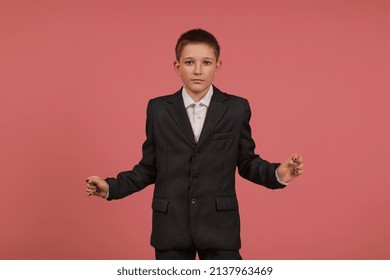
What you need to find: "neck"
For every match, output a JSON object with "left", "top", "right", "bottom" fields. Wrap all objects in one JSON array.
[{"left": 185, "top": 87, "right": 210, "bottom": 102}]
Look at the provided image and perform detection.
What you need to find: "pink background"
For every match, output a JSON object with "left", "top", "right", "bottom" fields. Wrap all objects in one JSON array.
[{"left": 1, "top": 0, "right": 389, "bottom": 259}]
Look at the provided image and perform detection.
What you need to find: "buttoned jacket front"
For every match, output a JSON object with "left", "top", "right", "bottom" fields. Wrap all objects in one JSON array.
[{"left": 106, "top": 86, "right": 285, "bottom": 250}]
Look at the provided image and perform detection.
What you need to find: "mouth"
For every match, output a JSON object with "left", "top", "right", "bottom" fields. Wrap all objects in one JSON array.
[{"left": 191, "top": 79, "right": 204, "bottom": 82}]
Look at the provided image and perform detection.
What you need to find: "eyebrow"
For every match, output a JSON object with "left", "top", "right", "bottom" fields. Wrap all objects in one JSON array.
[{"left": 183, "top": 57, "right": 215, "bottom": 60}]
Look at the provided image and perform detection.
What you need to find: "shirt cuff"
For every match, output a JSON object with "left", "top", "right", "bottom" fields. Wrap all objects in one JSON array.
[
  {"left": 275, "top": 169, "right": 288, "bottom": 186},
  {"left": 104, "top": 185, "right": 110, "bottom": 199}
]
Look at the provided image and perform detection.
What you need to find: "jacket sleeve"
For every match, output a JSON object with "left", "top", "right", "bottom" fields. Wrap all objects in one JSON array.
[
  {"left": 237, "top": 100, "right": 286, "bottom": 189},
  {"left": 105, "top": 100, "right": 157, "bottom": 200}
]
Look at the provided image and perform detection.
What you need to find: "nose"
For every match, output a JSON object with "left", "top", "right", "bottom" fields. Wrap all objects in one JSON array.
[{"left": 194, "top": 62, "right": 202, "bottom": 76}]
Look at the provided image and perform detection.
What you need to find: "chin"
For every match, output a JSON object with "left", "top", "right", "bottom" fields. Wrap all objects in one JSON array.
[{"left": 189, "top": 85, "right": 210, "bottom": 93}]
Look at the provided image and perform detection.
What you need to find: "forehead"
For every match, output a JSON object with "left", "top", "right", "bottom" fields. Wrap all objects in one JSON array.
[{"left": 180, "top": 43, "right": 216, "bottom": 60}]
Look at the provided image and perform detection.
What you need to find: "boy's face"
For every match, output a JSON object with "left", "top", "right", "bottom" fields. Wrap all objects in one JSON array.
[{"left": 174, "top": 43, "right": 221, "bottom": 100}]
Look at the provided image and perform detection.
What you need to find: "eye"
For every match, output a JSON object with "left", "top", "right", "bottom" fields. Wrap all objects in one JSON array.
[
  {"left": 203, "top": 60, "right": 212, "bottom": 65},
  {"left": 184, "top": 60, "right": 194, "bottom": 65}
]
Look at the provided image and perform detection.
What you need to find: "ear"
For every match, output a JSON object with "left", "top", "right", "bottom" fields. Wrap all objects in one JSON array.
[
  {"left": 215, "top": 60, "right": 222, "bottom": 75},
  {"left": 173, "top": 60, "right": 181, "bottom": 76}
]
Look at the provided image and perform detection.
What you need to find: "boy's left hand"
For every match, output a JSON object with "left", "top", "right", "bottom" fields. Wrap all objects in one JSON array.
[{"left": 276, "top": 154, "right": 304, "bottom": 184}]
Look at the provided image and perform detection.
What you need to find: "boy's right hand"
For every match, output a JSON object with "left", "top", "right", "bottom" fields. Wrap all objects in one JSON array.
[{"left": 85, "top": 175, "right": 109, "bottom": 198}]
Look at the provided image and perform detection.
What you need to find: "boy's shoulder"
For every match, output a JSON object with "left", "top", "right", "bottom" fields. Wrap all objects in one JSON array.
[{"left": 149, "top": 90, "right": 180, "bottom": 103}]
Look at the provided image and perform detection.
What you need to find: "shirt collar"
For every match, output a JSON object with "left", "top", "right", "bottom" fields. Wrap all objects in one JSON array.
[{"left": 182, "top": 86, "right": 213, "bottom": 108}]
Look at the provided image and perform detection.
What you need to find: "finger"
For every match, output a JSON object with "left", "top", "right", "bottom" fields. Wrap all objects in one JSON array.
[
  {"left": 294, "top": 163, "right": 304, "bottom": 173},
  {"left": 86, "top": 190, "right": 94, "bottom": 196},
  {"left": 86, "top": 177, "right": 95, "bottom": 185},
  {"left": 295, "top": 156, "right": 303, "bottom": 165},
  {"left": 294, "top": 164, "right": 304, "bottom": 174},
  {"left": 86, "top": 176, "right": 100, "bottom": 186},
  {"left": 86, "top": 185, "right": 97, "bottom": 191},
  {"left": 290, "top": 155, "right": 298, "bottom": 167},
  {"left": 291, "top": 154, "right": 299, "bottom": 162},
  {"left": 86, "top": 187, "right": 96, "bottom": 194},
  {"left": 287, "top": 155, "right": 298, "bottom": 165},
  {"left": 86, "top": 175, "right": 100, "bottom": 181},
  {"left": 294, "top": 169, "right": 303, "bottom": 175},
  {"left": 291, "top": 154, "right": 304, "bottom": 167}
]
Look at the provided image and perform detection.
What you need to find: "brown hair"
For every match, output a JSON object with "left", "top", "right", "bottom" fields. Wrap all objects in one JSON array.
[{"left": 175, "top": 29, "right": 220, "bottom": 61}]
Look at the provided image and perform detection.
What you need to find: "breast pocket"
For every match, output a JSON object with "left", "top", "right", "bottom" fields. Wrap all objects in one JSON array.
[
  {"left": 213, "top": 132, "right": 235, "bottom": 152},
  {"left": 213, "top": 131, "right": 235, "bottom": 141}
]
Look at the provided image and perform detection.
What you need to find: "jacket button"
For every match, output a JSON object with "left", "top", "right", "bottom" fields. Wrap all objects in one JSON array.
[
  {"left": 193, "top": 174, "right": 198, "bottom": 179},
  {"left": 194, "top": 150, "right": 199, "bottom": 156},
  {"left": 191, "top": 198, "right": 197, "bottom": 204}
]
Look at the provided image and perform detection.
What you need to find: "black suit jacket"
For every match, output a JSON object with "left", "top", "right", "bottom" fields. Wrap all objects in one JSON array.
[{"left": 106, "top": 86, "right": 286, "bottom": 250}]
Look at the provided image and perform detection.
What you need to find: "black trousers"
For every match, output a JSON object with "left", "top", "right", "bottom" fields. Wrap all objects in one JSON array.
[{"left": 155, "top": 245, "right": 242, "bottom": 260}]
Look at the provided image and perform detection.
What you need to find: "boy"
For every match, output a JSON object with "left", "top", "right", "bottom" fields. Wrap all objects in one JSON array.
[{"left": 85, "top": 29, "right": 304, "bottom": 260}]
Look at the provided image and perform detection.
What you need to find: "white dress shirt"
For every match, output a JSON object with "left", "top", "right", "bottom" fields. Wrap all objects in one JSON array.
[{"left": 182, "top": 86, "right": 213, "bottom": 143}]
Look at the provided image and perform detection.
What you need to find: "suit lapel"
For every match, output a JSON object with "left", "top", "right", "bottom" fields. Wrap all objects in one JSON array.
[
  {"left": 166, "top": 89, "right": 196, "bottom": 146},
  {"left": 197, "top": 86, "right": 229, "bottom": 147},
  {"left": 166, "top": 86, "right": 229, "bottom": 148}
]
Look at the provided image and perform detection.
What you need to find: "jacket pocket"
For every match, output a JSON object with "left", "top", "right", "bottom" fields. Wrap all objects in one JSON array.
[
  {"left": 213, "top": 131, "right": 234, "bottom": 140},
  {"left": 215, "top": 196, "right": 239, "bottom": 211},
  {"left": 152, "top": 197, "right": 169, "bottom": 213}
]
